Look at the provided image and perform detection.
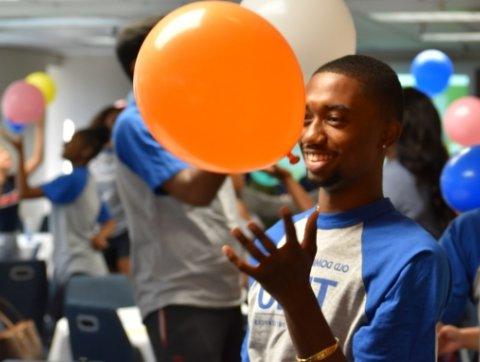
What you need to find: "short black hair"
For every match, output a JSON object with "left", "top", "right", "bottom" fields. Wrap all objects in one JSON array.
[
  {"left": 313, "top": 55, "right": 404, "bottom": 123},
  {"left": 73, "top": 127, "right": 110, "bottom": 161},
  {"left": 115, "top": 16, "right": 163, "bottom": 81},
  {"left": 89, "top": 105, "right": 123, "bottom": 129}
]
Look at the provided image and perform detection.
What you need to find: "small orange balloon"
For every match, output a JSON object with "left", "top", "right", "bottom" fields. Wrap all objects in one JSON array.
[{"left": 134, "top": 1, "right": 305, "bottom": 173}]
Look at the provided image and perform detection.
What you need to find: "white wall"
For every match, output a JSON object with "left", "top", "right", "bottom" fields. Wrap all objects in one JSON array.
[{"left": 45, "top": 53, "right": 130, "bottom": 180}]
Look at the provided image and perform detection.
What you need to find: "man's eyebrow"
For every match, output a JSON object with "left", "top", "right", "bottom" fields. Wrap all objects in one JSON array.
[{"left": 325, "top": 104, "right": 350, "bottom": 112}]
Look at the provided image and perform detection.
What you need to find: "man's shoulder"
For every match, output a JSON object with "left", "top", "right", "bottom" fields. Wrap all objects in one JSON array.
[
  {"left": 113, "top": 104, "right": 144, "bottom": 139},
  {"left": 365, "top": 207, "right": 441, "bottom": 253},
  {"left": 449, "top": 208, "right": 480, "bottom": 236}
]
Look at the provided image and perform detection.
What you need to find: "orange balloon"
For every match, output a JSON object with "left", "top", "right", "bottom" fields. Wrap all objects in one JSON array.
[{"left": 134, "top": 1, "right": 305, "bottom": 173}]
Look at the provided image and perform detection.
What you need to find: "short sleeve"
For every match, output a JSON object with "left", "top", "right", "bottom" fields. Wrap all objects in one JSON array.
[
  {"left": 113, "top": 108, "right": 188, "bottom": 193},
  {"left": 96, "top": 202, "right": 112, "bottom": 224},
  {"left": 41, "top": 169, "right": 87, "bottom": 204},
  {"left": 352, "top": 252, "right": 450, "bottom": 361}
]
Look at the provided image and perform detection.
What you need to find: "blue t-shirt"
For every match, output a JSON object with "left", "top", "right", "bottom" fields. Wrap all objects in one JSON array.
[
  {"left": 41, "top": 167, "right": 110, "bottom": 224},
  {"left": 244, "top": 198, "right": 450, "bottom": 362},
  {"left": 112, "top": 99, "right": 187, "bottom": 193},
  {"left": 440, "top": 208, "right": 480, "bottom": 324}
]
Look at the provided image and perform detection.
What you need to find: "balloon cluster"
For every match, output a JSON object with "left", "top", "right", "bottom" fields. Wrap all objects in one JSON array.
[
  {"left": 134, "top": 0, "right": 356, "bottom": 173},
  {"left": 1, "top": 71, "right": 56, "bottom": 134},
  {"left": 410, "top": 50, "right": 480, "bottom": 212}
]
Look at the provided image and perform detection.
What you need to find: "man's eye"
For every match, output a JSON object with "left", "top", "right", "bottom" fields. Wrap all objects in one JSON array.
[
  {"left": 326, "top": 116, "right": 343, "bottom": 124},
  {"left": 304, "top": 114, "right": 313, "bottom": 124}
]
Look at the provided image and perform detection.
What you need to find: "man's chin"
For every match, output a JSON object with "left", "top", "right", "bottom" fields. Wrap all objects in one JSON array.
[{"left": 307, "top": 171, "right": 342, "bottom": 190}]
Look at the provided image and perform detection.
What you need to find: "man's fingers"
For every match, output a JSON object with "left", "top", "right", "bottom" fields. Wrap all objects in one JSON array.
[
  {"left": 231, "top": 228, "right": 266, "bottom": 262},
  {"left": 247, "top": 222, "right": 277, "bottom": 254},
  {"left": 222, "top": 245, "right": 257, "bottom": 276},
  {"left": 280, "top": 207, "right": 299, "bottom": 245},
  {"left": 302, "top": 210, "right": 319, "bottom": 256}
]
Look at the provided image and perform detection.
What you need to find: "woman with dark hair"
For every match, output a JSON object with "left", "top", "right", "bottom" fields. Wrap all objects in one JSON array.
[
  {"left": 383, "top": 87, "right": 455, "bottom": 238},
  {"left": 89, "top": 103, "right": 131, "bottom": 275}
]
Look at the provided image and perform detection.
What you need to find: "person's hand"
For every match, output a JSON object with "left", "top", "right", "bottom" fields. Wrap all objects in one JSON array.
[
  {"left": 438, "top": 325, "right": 464, "bottom": 355},
  {"left": 91, "top": 234, "right": 109, "bottom": 251},
  {"left": 263, "top": 165, "right": 291, "bottom": 181},
  {"left": 223, "top": 207, "right": 319, "bottom": 308}
]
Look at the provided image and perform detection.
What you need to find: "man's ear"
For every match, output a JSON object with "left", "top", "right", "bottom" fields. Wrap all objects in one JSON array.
[{"left": 380, "top": 120, "right": 402, "bottom": 150}]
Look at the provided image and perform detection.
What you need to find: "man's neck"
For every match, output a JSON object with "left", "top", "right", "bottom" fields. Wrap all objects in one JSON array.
[{"left": 316, "top": 177, "right": 383, "bottom": 213}]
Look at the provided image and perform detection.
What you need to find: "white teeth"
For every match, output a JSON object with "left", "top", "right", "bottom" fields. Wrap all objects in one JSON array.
[{"left": 305, "top": 152, "right": 333, "bottom": 162}]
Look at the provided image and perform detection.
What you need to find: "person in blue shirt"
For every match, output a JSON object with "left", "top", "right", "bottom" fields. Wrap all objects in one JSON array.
[
  {"left": 7, "top": 127, "right": 116, "bottom": 319},
  {"left": 113, "top": 18, "right": 244, "bottom": 362},
  {"left": 223, "top": 55, "right": 451, "bottom": 361},
  {"left": 437, "top": 208, "right": 480, "bottom": 356}
]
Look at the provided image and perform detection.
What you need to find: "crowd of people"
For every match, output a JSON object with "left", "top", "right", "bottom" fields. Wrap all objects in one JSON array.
[{"left": 1, "top": 16, "right": 479, "bottom": 362}]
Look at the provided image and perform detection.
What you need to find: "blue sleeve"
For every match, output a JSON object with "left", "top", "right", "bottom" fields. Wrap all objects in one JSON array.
[
  {"left": 96, "top": 202, "right": 112, "bottom": 224},
  {"left": 353, "top": 252, "right": 449, "bottom": 362},
  {"left": 41, "top": 171, "right": 86, "bottom": 204},
  {"left": 440, "top": 215, "right": 480, "bottom": 324},
  {"left": 113, "top": 111, "right": 188, "bottom": 193}
]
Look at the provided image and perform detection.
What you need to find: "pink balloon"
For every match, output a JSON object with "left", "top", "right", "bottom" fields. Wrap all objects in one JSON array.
[
  {"left": 444, "top": 96, "right": 480, "bottom": 147},
  {"left": 1, "top": 80, "right": 45, "bottom": 124}
]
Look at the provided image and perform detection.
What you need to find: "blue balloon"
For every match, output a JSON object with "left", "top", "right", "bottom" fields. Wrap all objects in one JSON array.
[
  {"left": 4, "top": 119, "right": 26, "bottom": 134},
  {"left": 411, "top": 49, "right": 453, "bottom": 97},
  {"left": 441, "top": 146, "right": 480, "bottom": 212}
]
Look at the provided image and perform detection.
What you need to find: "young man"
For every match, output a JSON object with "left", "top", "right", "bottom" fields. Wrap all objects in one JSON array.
[
  {"left": 223, "top": 55, "right": 451, "bottom": 361},
  {"left": 7, "top": 128, "right": 115, "bottom": 318},
  {"left": 113, "top": 18, "right": 244, "bottom": 362}
]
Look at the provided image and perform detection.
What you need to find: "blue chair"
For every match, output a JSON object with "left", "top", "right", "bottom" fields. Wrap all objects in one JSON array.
[
  {"left": 64, "top": 275, "right": 141, "bottom": 362},
  {"left": 65, "top": 274, "right": 135, "bottom": 309},
  {"left": 0, "top": 260, "right": 47, "bottom": 335}
]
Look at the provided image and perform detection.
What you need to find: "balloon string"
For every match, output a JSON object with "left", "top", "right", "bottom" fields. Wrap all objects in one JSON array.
[{"left": 287, "top": 152, "right": 300, "bottom": 165}]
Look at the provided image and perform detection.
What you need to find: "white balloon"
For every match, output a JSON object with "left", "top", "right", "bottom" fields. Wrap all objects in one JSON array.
[{"left": 241, "top": 0, "right": 356, "bottom": 81}]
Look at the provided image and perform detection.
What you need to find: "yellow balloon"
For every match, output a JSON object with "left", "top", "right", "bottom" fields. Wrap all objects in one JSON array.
[{"left": 25, "top": 71, "right": 56, "bottom": 104}]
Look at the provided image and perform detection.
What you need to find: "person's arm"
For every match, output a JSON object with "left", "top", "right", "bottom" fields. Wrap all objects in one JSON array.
[
  {"left": 114, "top": 115, "right": 225, "bottom": 206},
  {"left": 91, "top": 202, "right": 116, "bottom": 250},
  {"left": 24, "top": 117, "right": 45, "bottom": 175},
  {"left": 162, "top": 169, "right": 225, "bottom": 206},
  {"left": 6, "top": 136, "right": 44, "bottom": 199},
  {"left": 264, "top": 165, "right": 314, "bottom": 211},
  {"left": 351, "top": 251, "right": 449, "bottom": 361},
  {"left": 91, "top": 219, "right": 116, "bottom": 250},
  {"left": 230, "top": 174, "right": 255, "bottom": 221},
  {"left": 438, "top": 325, "right": 480, "bottom": 354},
  {"left": 223, "top": 208, "right": 345, "bottom": 361},
  {"left": 439, "top": 221, "right": 472, "bottom": 324}
]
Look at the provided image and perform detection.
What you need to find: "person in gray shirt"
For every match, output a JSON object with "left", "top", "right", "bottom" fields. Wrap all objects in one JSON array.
[
  {"left": 383, "top": 87, "right": 455, "bottom": 238},
  {"left": 113, "top": 18, "right": 244, "bottom": 362}
]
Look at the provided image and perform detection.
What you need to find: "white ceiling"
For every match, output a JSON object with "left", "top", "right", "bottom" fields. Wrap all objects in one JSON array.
[{"left": 0, "top": 0, "right": 479, "bottom": 60}]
